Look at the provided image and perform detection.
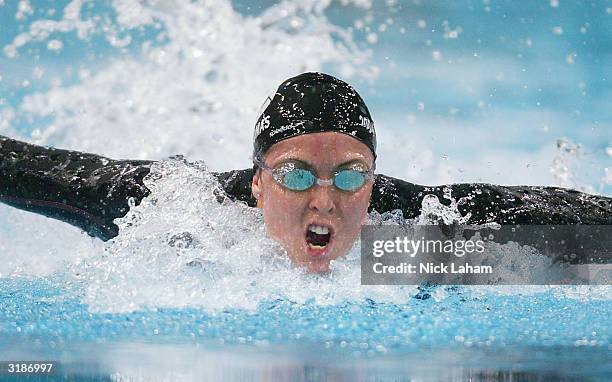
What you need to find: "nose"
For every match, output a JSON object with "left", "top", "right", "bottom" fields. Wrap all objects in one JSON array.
[{"left": 308, "top": 183, "right": 336, "bottom": 214}]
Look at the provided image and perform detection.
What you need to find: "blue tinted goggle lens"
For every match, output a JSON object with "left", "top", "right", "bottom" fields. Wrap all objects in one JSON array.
[
  {"left": 282, "top": 169, "right": 316, "bottom": 191},
  {"left": 279, "top": 168, "right": 367, "bottom": 192},
  {"left": 334, "top": 169, "right": 367, "bottom": 191}
]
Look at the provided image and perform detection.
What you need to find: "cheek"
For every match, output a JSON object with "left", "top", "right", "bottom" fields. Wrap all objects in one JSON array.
[
  {"left": 340, "top": 188, "right": 372, "bottom": 218},
  {"left": 262, "top": 185, "right": 307, "bottom": 231},
  {"left": 336, "top": 195, "right": 370, "bottom": 241}
]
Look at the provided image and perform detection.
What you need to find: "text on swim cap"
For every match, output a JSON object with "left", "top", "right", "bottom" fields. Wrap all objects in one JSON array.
[
  {"left": 254, "top": 114, "right": 270, "bottom": 139},
  {"left": 359, "top": 115, "right": 375, "bottom": 134}
]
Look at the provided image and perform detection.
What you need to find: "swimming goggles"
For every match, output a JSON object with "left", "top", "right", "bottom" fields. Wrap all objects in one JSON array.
[{"left": 254, "top": 158, "right": 374, "bottom": 192}]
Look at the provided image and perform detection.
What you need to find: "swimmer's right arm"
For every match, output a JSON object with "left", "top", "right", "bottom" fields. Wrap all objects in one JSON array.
[
  {"left": 0, "top": 135, "right": 257, "bottom": 241},
  {"left": 0, "top": 135, "right": 153, "bottom": 240}
]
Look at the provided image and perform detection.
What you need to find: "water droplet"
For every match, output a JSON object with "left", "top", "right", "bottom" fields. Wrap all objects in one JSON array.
[{"left": 47, "top": 39, "right": 63, "bottom": 51}]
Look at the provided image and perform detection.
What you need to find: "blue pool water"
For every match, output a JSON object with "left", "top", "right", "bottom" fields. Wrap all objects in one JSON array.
[
  {"left": 1, "top": 277, "right": 611, "bottom": 380},
  {"left": 1, "top": 1, "right": 611, "bottom": 381}
]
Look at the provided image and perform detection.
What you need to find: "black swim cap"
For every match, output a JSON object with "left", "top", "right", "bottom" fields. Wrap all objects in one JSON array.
[{"left": 253, "top": 72, "right": 376, "bottom": 162}]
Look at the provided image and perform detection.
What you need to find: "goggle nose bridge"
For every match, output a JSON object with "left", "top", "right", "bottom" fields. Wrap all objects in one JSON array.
[{"left": 315, "top": 178, "right": 334, "bottom": 187}]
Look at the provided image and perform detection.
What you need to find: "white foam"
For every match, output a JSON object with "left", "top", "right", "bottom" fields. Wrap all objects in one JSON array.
[
  {"left": 0, "top": 204, "right": 102, "bottom": 278},
  {"left": 0, "top": 1, "right": 609, "bottom": 311},
  {"left": 65, "top": 158, "right": 416, "bottom": 312},
  {"left": 13, "top": 0, "right": 370, "bottom": 171},
  {"left": 0, "top": 0, "right": 371, "bottom": 277},
  {"left": 60, "top": 159, "right": 608, "bottom": 313}
]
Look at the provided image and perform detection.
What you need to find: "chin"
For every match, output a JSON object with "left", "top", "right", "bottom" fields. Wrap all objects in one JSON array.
[
  {"left": 305, "top": 258, "right": 332, "bottom": 274},
  {"left": 289, "top": 252, "right": 332, "bottom": 274}
]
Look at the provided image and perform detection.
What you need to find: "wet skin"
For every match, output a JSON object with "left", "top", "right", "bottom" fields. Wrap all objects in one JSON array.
[{"left": 251, "top": 132, "right": 375, "bottom": 273}]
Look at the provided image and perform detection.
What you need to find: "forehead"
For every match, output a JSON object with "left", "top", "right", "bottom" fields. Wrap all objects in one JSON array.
[{"left": 264, "top": 132, "right": 374, "bottom": 166}]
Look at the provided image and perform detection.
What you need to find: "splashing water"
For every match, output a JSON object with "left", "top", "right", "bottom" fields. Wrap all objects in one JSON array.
[
  {"left": 551, "top": 137, "right": 612, "bottom": 195},
  {"left": 6, "top": 0, "right": 371, "bottom": 170},
  {"left": 1, "top": 163, "right": 610, "bottom": 381},
  {"left": 0, "top": 0, "right": 374, "bottom": 277},
  {"left": 0, "top": 2, "right": 611, "bottom": 379},
  {"left": 551, "top": 138, "right": 583, "bottom": 190},
  {"left": 37, "top": 158, "right": 600, "bottom": 314},
  {"left": 1, "top": 158, "right": 610, "bottom": 380},
  {"left": 0, "top": 0, "right": 608, "bottom": 309},
  {"left": 416, "top": 188, "right": 471, "bottom": 225},
  {"left": 69, "top": 157, "right": 419, "bottom": 313}
]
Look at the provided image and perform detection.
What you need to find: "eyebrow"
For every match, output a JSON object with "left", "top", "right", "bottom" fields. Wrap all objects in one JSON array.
[{"left": 274, "top": 157, "right": 370, "bottom": 170}]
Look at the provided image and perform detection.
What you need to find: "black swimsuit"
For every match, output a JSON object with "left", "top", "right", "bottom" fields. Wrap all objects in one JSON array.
[{"left": 2, "top": 135, "right": 611, "bottom": 261}]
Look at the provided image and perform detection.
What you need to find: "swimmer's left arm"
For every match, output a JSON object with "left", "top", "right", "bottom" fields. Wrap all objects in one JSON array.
[
  {"left": 371, "top": 174, "right": 612, "bottom": 225},
  {"left": 446, "top": 183, "right": 611, "bottom": 225},
  {"left": 371, "top": 175, "right": 612, "bottom": 264}
]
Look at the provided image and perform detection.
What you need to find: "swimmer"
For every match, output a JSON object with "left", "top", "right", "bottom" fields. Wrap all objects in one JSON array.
[
  {"left": 249, "top": 73, "right": 378, "bottom": 272},
  {"left": 1, "top": 72, "right": 611, "bottom": 272}
]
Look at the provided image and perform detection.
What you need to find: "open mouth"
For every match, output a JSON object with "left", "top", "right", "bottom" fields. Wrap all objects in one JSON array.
[{"left": 305, "top": 224, "right": 333, "bottom": 257}]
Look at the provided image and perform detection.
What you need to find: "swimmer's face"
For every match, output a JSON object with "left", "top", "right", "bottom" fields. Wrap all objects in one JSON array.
[{"left": 251, "top": 132, "right": 375, "bottom": 273}]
